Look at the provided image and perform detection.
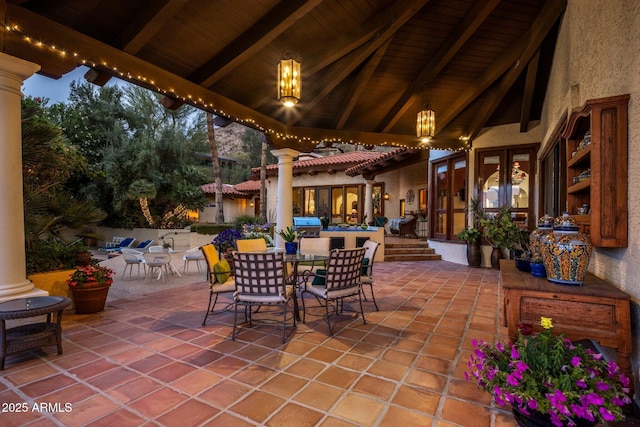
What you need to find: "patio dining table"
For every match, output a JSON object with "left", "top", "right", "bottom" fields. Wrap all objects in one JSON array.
[{"left": 284, "top": 252, "right": 330, "bottom": 321}]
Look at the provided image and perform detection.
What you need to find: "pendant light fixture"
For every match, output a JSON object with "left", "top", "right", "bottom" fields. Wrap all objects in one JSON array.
[
  {"left": 416, "top": 85, "right": 435, "bottom": 143},
  {"left": 277, "top": 51, "right": 301, "bottom": 107}
]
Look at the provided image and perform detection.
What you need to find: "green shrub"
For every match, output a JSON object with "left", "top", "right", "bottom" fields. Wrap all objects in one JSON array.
[
  {"left": 192, "top": 223, "right": 235, "bottom": 235},
  {"left": 233, "top": 215, "right": 266, "bottom": 230},
  {"left": 26, "top": 240, "right": 92, "bottom": 275}
]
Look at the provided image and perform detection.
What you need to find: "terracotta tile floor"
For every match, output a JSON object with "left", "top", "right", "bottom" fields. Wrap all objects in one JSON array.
[{"left": 0, "top": 260, "right": 521, "bottom": 426}]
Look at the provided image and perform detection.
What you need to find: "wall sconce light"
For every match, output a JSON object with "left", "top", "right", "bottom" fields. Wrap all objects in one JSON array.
[
  {"left": 277, "top": 51, "right": 301, "bottom": 107},
  {"left": 250, "top": 201, "right": 254, "bottom": 207},
  {"left": 384, "top": 193, "right": 390, "bottom": 200}
]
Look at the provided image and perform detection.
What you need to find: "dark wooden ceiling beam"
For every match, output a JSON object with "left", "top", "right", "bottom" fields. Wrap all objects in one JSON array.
[
  {"left": 336, "top": 38, "right": 391, "bottom": 130},
  {"left": 250, "top": 0, "right": 427, "bottom": 111},
  {"left": 303, "top": 0, "right": 426, "bottom": 76},
  {"left": 467, "top": 15, "right": 562, "bottom": 140},
  {"left": 439, "top": 0, "right": 567, "bottom": 136},
  {"left": 120, "top": 0, "right": 186, "bottom": 53},
  {"left": 84, "top": 1, "right": 187, "bottom": 88},
  {"left": 520, "top": 50, "right": 540, "bottom": 133},
  {"left": 378, "top": 0, "right": 501, "bottom": 133},
  {"left": 189, "top": 0, "right": 323, "bottom": 88},
  {"left": 353, "top": 150, "right": 428, "bottom": 179},
  {"left": 288, "top": 0, "right": 430, "bottom": 125},
  {"left": 4, "top": 4, "right": 287, "bottom": 129}
]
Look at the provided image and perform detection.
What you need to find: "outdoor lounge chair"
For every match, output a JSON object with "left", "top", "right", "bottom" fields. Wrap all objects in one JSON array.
[
  {"left": 134, "top": 239, "right": 153, "bottom": 250},
  {"left": 201, "top": 243, "right": 235, "bottom": 325},
  {"left": 98, "top": 237, "right": 136, "bottom": 253},
  {"left": 232, "top": 251, "right": 296, "bottom": 343},
  {"left": 300, "top": 247, "right": 366, "bottom": 336}
]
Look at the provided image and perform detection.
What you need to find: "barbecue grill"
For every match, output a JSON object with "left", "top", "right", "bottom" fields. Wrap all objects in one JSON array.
[{"left": 293, "top": 217, "right": 322, "bottom": 238}]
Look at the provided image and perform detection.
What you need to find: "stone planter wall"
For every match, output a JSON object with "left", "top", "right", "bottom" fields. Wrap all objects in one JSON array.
[{"left": 28, "top": 269, "right": 75, "bottom": 310}]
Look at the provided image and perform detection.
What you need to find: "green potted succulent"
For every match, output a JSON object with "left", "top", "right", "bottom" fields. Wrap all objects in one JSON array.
[{"left": 276, "top": 226, "right": 302, "bottom": 254}]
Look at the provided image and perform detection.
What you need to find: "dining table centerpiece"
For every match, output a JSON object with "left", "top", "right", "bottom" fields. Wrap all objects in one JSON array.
[
  {"left": 466, "top": 317, "right": 631, "bottom": 427},
  {"left": 276, "top": 226, "right": 302, "bottom": 254},
  {"left": 67, "top": 264, "right": 115, "bottom": 314}
]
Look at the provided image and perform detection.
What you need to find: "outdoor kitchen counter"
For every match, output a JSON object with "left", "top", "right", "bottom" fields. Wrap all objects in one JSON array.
[{"left": 320, "top": 227, "right": 384, "bottom": 262}]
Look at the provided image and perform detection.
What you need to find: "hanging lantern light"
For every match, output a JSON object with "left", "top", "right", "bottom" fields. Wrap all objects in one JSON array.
[
  {"left": 277, "top": 52, "right": 301, "bottom": 107},
  {"left": 416, "top": 107, "right": 435, "bottom": 143}
]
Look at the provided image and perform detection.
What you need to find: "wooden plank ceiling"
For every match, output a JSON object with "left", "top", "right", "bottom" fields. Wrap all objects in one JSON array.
[{"left": 1, "top": 0, "right": 565, "bottom": 151}]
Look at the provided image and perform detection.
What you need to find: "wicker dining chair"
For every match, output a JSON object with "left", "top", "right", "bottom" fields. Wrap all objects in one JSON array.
[{"left": 232, "top": 251, "right": 296, "bottom": 343}]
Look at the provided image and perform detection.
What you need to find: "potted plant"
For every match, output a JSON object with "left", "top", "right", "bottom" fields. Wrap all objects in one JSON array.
[
  {"left": 480, "top": 206, "right": 521, "bottom": 269},
  {"left": 457, "top": 227, "right": 482, "bottom": 267},
  {"left": 467, "top": 317, "right": 631, "bottom": 427},
  {"left": 67, "top": 264, "right": 115, "bottom": 314},
  {"left": 276, "top": 226, "right": 302, "bottom": 254},
  {"left": 529, "top": 252, "right": 546, "bottom": 278}
]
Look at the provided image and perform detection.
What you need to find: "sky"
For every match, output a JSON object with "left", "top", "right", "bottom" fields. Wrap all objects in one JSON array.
[{"left": 22, "top": 66, "right": 125, "bottom": 104}]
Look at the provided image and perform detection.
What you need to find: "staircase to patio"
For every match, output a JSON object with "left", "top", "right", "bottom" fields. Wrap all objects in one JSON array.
[{"left": 384, "top": 237, "right": 441, "bottom": 261}]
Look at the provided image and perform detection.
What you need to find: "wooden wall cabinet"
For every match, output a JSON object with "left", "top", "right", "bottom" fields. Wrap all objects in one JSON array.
[{"left": 561, "top": 95, "right": 629, "bottom": 247}]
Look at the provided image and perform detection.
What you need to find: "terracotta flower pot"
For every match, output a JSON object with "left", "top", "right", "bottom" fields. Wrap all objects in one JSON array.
[{"left": 70, "top": 285, "right": 110, "bottom": 314}]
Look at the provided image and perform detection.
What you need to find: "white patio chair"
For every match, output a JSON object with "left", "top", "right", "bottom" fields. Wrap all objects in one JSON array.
[
  {"left": 182, "top": 247, "right": 205, "bottom": 273},
  {"left": 121, "top": 248, "right": 146, "bottom": 278}
]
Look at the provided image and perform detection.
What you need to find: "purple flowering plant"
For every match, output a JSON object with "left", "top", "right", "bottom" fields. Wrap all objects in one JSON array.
[{"left": 466, "top": 317, "right": 631, "bottom": 426}]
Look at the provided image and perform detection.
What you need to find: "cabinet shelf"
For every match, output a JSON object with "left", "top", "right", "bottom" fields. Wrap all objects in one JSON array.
[
  {"left": 567, "top": 178, "right": 591, "bottom": 194},
  {"left": 568, "top": 145, "right": 591, "bottom": 168},
  {"left": 561, "top": 94, "right": 629, "bottom": 247}
]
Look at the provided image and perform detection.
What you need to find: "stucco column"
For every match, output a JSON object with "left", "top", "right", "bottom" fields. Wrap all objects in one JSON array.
[
  {"left": 271, "top": 148, "right": 300, "bottom": 249},
  {"left": 0, "top": 53, "right": 47, "bottom": 302},
  {"left": 364, "top": 180, "right": 374, "bottom": 223}
]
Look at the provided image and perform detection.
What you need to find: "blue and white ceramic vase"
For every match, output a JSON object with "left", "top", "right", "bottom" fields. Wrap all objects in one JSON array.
[{"left": 539, "top": 213, "right": 593, "bottom": 286}]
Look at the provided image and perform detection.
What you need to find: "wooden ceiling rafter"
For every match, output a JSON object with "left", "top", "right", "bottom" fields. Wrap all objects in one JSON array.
[
  {"left": 85, "top": 0, "right": 186, "bottom": 87},
  {"left": 439, "top": 0, "right": 567, "bottom": 137},
  {"left": 189, "top": 0, "right": 324, "bottom": 88},
  {"left": 378, "top": 0, "right": 502, "bottom": 133},
  {"left": 3, "top": 1, "right": 562, "bottom": 152},
  {"left": 336, "top": 38, "right": 392, "bottom": 130},
  {"left": 520, "top": 49, "right": 540, "bottom": 133},
  {"left": 287, "top": 0, "right": 430, "bottom": 126}
]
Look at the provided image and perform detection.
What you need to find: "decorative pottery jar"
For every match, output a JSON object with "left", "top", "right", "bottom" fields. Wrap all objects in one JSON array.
[
  {"left": 539, "top": 213, "right": 593, "bottom": 286},
  {"left": 529, "top": 214, "right": 554, "bottom": 256}
]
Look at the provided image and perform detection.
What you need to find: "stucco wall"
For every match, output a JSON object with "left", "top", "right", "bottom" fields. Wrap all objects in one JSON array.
[
  {"left": 200, "top": 197, "right": 256, "bottom": 223},
  {"left": 541, "top": 0, "right": 640, "bottom": 300},
  {"left": 540, "top": 0, "right": 640, "bottom": 399},
  {"left": 373, "top": 162, "right": 427, "bottom": 219}
]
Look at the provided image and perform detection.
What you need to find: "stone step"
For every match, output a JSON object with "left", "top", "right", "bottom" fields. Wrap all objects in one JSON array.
[
  {"left": 385, "top": 241, "right": 430, "bottom": 249},
  {"left": 383, "top": 238, "right": 440, "bottom": 261},
  {"left": 384, "top": 253, "right": 442, "bottom": 262},
  {"left": 385, "top": 247, "right": 437, "bottom": 255}
]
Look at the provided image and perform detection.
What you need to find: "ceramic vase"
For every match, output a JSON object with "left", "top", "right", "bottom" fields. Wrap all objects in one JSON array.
[
  {"left": 540, "top": 213, "right": 593, "bottom": 286},
  {"left": 466, "top": 239, "right": 482, "bottom": 267},
  {"left": 490, "top": 247, "right": 503, "bottom": 269},
  {"left": 529, "top": 214, "right": 554, "bottom": 256}
]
